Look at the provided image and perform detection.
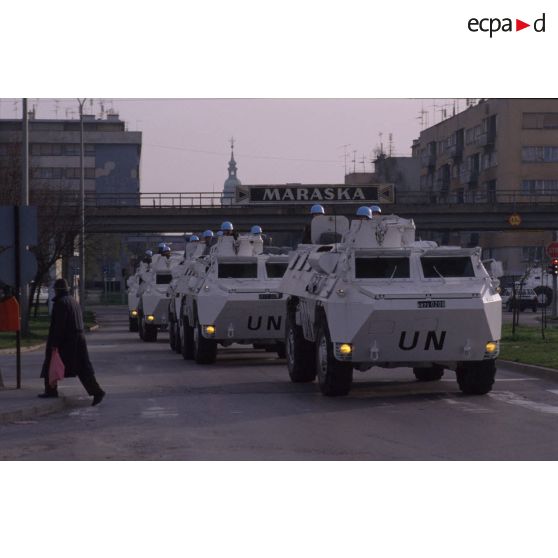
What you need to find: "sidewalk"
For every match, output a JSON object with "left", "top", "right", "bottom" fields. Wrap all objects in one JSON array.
[{"left": 0, "top": 388, "right": 68, "bottom": 425}]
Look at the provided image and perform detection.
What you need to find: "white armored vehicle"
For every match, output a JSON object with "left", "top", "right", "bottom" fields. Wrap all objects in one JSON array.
[
  {"left": 136, "top": 245, "right": 183, "bottom": 342},
  {"left": 280, "top": 212, "right": 502, "bottom": 396},
  {"left": 168, "top": 235, "right": 209, "bottom": 353},
  {"left": 178, "top": 224, "right": 289, "bottom": 364}
]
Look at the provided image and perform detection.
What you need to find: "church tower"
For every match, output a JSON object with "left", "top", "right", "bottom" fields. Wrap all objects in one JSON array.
[{"left": 222, "top": 137, "right": 241, "bottom": 202}]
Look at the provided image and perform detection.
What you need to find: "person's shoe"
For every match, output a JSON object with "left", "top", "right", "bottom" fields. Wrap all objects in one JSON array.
[
  {"left": 92, "top": 391, "right": 105, "bottom": 407},
  {"left": 38, "top": 392, "right": 58, "bottom": 398}
]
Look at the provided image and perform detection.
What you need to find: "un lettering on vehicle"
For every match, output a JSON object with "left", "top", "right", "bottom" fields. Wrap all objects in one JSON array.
[
  {"left": 247, "top": 315, "right": 283, "bottom": 331},
  {"left": 399, "top": 330, "right": 447, "bottom": 351}
]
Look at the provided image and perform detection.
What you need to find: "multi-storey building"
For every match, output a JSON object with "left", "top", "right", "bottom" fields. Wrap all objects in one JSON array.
[
  {"left": 412, "top": 99, "right": 558, "bottom": 274},
  {"left": 0, "top": 113, "right": 141, "bottom": 205}
]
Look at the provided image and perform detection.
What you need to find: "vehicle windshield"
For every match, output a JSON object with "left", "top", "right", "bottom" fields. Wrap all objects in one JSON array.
[
  {"left": 421, "top": 257, "right": 474, "bottom": 278},
  {"left": 156, "top": 274, "right": 172, "bottom": 284},
  {"left": 218, "top": 262, "right": 258, "bottom": 279},
  {"left": 266, "top": 262, "right": 288, "bottom": 278},
  {"left": 355, "top": 257, "right": 410, "bottom": 279}
]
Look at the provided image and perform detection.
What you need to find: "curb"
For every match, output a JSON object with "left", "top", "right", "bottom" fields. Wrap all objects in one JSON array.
[
  {"left": 0, "top": 342, "right": 46, "bottom": 356},
  {"left": 499, "top": 359, "right": 558, "bottom": 382},
  {"left": 0, "top": 395, "right": 68, "bottom": 425}
]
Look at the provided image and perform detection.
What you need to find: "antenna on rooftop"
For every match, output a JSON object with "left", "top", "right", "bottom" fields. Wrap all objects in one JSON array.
[
  {"left": 388, "top": 133, "right": 394, "bottom": 157},
  {"left": 339, "top": 144, "right": 351, "bottom": 175},
  {"left": 352, "top": 150, "right": 357, "bottom": 173},
  {"left": 417, "top": 105, "right": 429, "bottom": 130},
  {"left": 360, "top": 154, "right": 366, "bottom": 173}
]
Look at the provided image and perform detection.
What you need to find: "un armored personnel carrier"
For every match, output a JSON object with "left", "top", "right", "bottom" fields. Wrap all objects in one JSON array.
[
  {"left": 178, "top": 232, "right": 289, "bottom": 364},
  {"left": 136, "top": 250, "right": 183, "bottom": 342},
  {"left": 280, "top": 213, "right": 502, "bottom": 396},
  {"left": 168, "top": 238, "right": 208, "bottom": 353}
]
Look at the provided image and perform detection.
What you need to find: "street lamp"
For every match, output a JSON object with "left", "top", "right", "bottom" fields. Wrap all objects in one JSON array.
[{"left": 77, "top": 98, "right": 86, "bottom": 312}]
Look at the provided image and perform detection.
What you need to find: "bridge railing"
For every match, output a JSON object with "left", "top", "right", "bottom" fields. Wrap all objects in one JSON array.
[{"left": 81, "top": 190, "right": 558, "bottom": 208}]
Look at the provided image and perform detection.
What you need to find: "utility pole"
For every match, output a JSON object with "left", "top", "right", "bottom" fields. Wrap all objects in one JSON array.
[
  {"left": 78, "top": 99, "right": 87, "bottom": 312},
  {"left": 20, "top": 98, "right": 30, "bottom": 336}
]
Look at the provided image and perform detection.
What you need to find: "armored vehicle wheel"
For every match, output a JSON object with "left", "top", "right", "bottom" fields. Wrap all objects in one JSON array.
[
  {"left": 143, "top": 323, "right": 158, "bottom": 342},
  {"left": 181, "top": 318, "right": 194, "bottom": 360},
  {"left": 173, "top": 322, "right": 182, "bottom": 354},
  {"left": 276, "top": 342, "right": 286, "bottom": 359},
  {"left": 129, "top": 317, "right": 139, "bottom": 332},
  {"left": 456, "top": 360, "right": 496, "bottom": 395},
  {"left": 413, "top": 365, "right": 444, "bottom": 382},
  {"left": 534, "top": 286, "right": 552, "bottom": 308},
  {"left": 193, "top": 320, "right": 217, "bottom": 364},
  {"left": 169, "top": 320, "right": 177, "bottom": 351},
  {"left": 315, "top": 321, "right": 353, "bottom": 396},
  {"left": 138, "top": 312, "right": 145, "bottom": 340},
  {"left": 285, "top": 313, "right": 316, "bottom": 382}
]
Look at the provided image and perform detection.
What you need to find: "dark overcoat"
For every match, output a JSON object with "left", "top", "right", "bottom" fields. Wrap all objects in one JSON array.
[{"left": 40, "top": 291, "right": 92, "bottom": 379}]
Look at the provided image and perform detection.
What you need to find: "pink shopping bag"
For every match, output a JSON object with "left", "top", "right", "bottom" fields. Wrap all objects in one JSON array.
[{"left": 49, "top": 348, "right": 65, "bottom": 388}]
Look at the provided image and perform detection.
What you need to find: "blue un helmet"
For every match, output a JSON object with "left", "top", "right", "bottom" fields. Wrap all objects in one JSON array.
[
  {"left": 162, "top": 245, "right": 171, "bottom": 253},
  {"left": 370, "top": 205, "right": 382, "bottom": 216},
  {"left": 157, "top": 242, "right": 167, "bottom": 254},
  {"left": 310, "top": 204, "right": 325, "bottom": 215},
  {"left": 189, "top": 235, "right": 200, "bottom": 242},
  {"left": 145, "top": 250, "right": 153, "bottom": 257},
  {"left": 250, "top": 225, "right": 263, "bottom": 235},
  {"left": 356, "top": 206, "right": 372, "bottom": 219},
  {"left": 202, "top": 230, "right": 214, "bottom": 239},
  {"left": 220, "top": 221, "right": 234, "bottom": 232},
  {"left": 216, "top": 230, "right": 224, "bottom": 237}
]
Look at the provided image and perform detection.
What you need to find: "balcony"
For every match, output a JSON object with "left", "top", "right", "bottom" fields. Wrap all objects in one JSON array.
[
  {"left": 446, "top": 143, "right": 463, "bottom": 161},
  {"left": 460, "top": 169, "right": 479, "bottom": 185},
  {"left": 478, "top": 132, "right": 495, "bottom": 148},
  {"left": 421, "top": 153, "right": 436, "bottom": 168}
]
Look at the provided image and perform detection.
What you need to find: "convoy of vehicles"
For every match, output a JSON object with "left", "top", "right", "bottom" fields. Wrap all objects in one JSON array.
[{"left": 127, "top": 210, "right": 503, "bottom": 397}]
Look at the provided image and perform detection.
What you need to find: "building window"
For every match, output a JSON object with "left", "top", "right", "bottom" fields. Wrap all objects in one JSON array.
[
  {"left": 32, "top": 167, "right": 64, "bottom": 179},
  {"left": 65, "top": 167, "right": 96, "bottom": 179},
  {"left": 522, "top": 246, "right": 544, "bottom": 263},
  {"left": 521, "top": 180, "right": 558, "bottom": 194},
  {"left": 63, "top": 144, "right": 95, "bottom": 156},
  {"left": 30, "top": 143, "right": 63, "bottom": 156},
  {"left": 522, "top": 113, "right": 558, "bottom": 129},
  {"left": 522, "top": 146, "right": 558, "bottom": 162}
]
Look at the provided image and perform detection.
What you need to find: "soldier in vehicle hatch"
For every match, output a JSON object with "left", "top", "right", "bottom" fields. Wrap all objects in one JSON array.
[{"left": 301, "top": 204, "right": 325, "bottom": 244}]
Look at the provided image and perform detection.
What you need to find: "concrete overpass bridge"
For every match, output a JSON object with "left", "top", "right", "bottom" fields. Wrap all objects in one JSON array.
[{"left": 83, "top": 191, "right": 558, "bottom": 234}]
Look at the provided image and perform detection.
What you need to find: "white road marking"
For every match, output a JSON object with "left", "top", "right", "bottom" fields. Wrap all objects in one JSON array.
[
  {"left": 441, "top": 378, "right": 538, "bottom": 382},
  {"left": 141, "top": 405, "right": 178, "bottom": 419},
  {"left": 489, "top": 391, "right": 558, "bottom": 415},
  {"left": 442, "top": 398, "right": 494, "bottom": 413}
]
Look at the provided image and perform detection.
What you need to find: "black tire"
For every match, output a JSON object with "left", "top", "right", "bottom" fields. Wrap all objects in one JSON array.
[
  {"left": 173, "top": 320, "right": 182, "bottom": 354},
  {"left": 129, "top": 317, "right": 139, "bottom": 332},
  {"left": 181, "top": 317, "right": 194, "bottom": 360},
  {"left": 276, "top": 342, "right": 286, "bottom": 359},
  {"left": 138, "top": 311, "right": 145, "bottom": 340},
  {"left": 534, "top": 286, "right": 552, "bottom": 308},
  {"left": 169, "top": 319, "right": 177, "bottom": 351},
  {"left": 413, "top": 365, "right": 444, "bottom": 382},
  {"left": 143, "top": 323, "right": 158, "bottom": 342},
  {"left": 456, "top": 360, "right": 496, "bottom": 395},
  {"left": 193, "top": 319, "right": 217, "bottom": 364},
  {"left": 315, "top": 320, "right": 353, "bottom": 396},
  {"left": 285, "top": 311, "right": 316, "bottom": 382}
]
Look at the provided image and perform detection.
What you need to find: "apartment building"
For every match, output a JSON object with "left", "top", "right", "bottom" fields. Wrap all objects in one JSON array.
[
  {"left": 412, "top": 99, "right": 558, "bottom": 274},
  {"left": 0, "top": 113, "right": 141, "bottom": 205}
]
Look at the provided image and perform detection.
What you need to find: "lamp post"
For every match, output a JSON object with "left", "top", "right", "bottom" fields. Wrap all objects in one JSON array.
[{"left": 77, "top": 98, "right": 87, "bottom": 311}]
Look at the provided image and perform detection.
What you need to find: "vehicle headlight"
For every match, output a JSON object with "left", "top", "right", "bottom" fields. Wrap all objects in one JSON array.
[
  {"left": 485, "top": 341, "right": 498, "bottom": 353},
  {"left": 146, "top": 315, "right": 155, "bottom": 322},
  {"left": 204, "top": 325, "right": 216, "bottom": 336},
  {"left": 131, "top": 310, "right": 138, "bottom": 317},
  {"left": 339, "top": 343, "right": 352, "bottom": 355}
]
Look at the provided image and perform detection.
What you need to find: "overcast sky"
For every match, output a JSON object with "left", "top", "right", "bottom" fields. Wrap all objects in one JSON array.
[{"left": 0, "top": 98, "right": 464, "bottom": 192}]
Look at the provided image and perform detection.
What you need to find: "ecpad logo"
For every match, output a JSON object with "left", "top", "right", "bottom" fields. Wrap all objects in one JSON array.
[{"left": 468, "top": 13, "right": 546, "bottom": 37}]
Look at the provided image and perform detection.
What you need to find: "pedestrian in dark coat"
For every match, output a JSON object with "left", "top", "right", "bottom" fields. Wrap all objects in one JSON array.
[{"left": 39, "top": 278, "right": 105, "bottom": 406}]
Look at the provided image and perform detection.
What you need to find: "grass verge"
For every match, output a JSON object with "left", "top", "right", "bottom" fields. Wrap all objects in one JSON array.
[
  {"left": 500, "top": 323, "right": 558, "bottom": 369},
  {"left": 0, "top": 311, "right": 97, "bottom": 351}
]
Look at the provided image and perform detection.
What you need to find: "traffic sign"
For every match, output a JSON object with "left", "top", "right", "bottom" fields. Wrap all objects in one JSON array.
[
  {"left": 508, "top": 213, "right": 522, "bottom": 226},
  {"left": 546, "top": 242, "right": 558, "bottom": 259}
]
